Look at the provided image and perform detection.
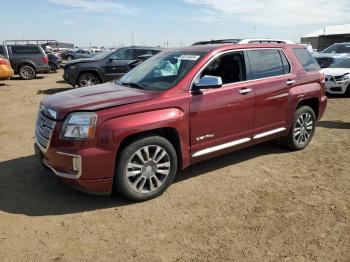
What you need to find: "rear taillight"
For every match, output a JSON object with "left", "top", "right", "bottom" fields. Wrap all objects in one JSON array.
[
  {"left": 0, "top": 59, "right": 10, "bottom": 65},
  {"left": 320, "top": 72, "right": 326, "bottom": 96},
  {"left": 320, "top": 72, "right": 325, "bottom": 83},
  {"left": 42, "top": 56, "right": 49, "bottom": 64}
]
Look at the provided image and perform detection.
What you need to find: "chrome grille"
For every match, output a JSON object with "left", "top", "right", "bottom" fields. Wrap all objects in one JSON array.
[{"left": 35, "top": 111, "right": 56, "bottom": 151}]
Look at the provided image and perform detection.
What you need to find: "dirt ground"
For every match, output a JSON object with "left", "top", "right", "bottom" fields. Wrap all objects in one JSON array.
[{"left": 0, "top": 71, "right": 349, "bottom": 262}]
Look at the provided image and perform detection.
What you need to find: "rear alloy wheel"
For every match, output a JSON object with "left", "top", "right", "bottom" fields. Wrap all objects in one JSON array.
[
  {"left": 19, "top": 65, "right": 36, "bottom": 80},
  {"left": 78, "top": 73, "right": 100, "bottom": 87},
  {"left": 115, "top": 136, "right": 177, "bottom": 201},
  {"left": 283, "top": 106, "right": 316, "bottom": 150}
]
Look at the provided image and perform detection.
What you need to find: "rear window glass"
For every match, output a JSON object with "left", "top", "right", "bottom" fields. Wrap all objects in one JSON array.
[
  {"left": 11, "top": 45, "right": 41, "bottom": 55},
  {"left": 293, "top": 48, "right": 320, "bottom": 72},
  {"left": 248, "top": 49, "right": 288, "bottom": 79}
]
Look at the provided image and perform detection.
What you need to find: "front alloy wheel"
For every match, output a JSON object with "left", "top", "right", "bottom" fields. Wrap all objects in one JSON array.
[
  {"left": 115, "top": 135, "right": 177, "bottom": 201},
  {"left": 78, "top": 73, "right": 100, "bottom": 87}
]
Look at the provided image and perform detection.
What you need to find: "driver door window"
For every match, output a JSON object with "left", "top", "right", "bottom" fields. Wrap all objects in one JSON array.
[
  {"left": 110, "top": 49, "right": 134, "bottom": 60},
  {"left": 200, "top": 52, "right": 246, "bottom": 84}
]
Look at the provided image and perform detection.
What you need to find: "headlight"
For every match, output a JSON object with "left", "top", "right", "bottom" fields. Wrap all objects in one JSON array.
[
  {"left": 336, "top": 73, "right": 350, "bottom": 82},
  {"left": 61, "top": 112, "right": 97, "bottom": 140}
]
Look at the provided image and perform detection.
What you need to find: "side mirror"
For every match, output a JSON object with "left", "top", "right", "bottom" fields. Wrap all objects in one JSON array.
[
  {"left": 194, "top": 75, "right": 222, "bottom": 90},
  {"left": 107, "top": 57, "right": 115, "bottom": 63}
]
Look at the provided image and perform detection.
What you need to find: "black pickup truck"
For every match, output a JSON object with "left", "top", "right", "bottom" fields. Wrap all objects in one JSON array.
[{"left": 0, "top": 44, "right": 50, "bottom": 80}]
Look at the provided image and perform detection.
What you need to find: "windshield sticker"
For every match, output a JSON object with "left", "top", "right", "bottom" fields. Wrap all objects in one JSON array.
[{"left": 178, "top": 55, "right": 200, "bottom": 61}]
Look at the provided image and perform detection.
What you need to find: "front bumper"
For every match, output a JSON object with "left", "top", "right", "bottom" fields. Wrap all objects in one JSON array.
[
  {"left": 34, "top": 142, "right": 114, "bottom": 194},
  {"left": 325, "top": 79, "right": 349, "bottom": 94},
  {"left": 63, "top": 69, "right": 78, "bottom": 86},
  {"left": 36, "top": 65, "right": 51, "bottom": 73}
]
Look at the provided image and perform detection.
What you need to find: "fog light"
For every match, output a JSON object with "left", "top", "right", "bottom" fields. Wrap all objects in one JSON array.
[{"left": 72, "top": 157, "right": 80, "bottom": 172}]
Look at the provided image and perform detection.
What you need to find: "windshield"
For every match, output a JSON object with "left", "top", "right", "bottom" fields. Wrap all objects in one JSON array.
[
  {"left": 118, "top": 51, "right": 205, "bottom": 91},
  {"left": 322, "top": 44, "right": 338, "bottom": 53},
  {"left": 330, "top": 58, "right": 350, "bottom": 68},
  {"left": 93, "top": 50, "right": 115, "bottom": 59}
]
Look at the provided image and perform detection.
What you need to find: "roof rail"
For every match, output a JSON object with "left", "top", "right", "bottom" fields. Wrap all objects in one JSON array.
[
  {"left": 238, "top": 39, "right": 295, "bottom": 44},
  {"left": 192, "top": 39, "right": 240, "bottom": 46}
]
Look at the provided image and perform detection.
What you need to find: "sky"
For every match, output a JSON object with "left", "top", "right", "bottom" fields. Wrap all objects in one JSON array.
[{"left": 1, "top": 0, "right": 350, "bottom": 48}]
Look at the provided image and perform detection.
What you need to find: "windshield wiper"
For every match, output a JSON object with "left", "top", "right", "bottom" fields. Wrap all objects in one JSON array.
[{"left": 118, "top": 81, "right": 145, "bottom": 90}]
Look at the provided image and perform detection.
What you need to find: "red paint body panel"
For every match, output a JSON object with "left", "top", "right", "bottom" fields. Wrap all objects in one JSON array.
[{"left": 38, "top": 43, "right": 327, "bottom": 194}]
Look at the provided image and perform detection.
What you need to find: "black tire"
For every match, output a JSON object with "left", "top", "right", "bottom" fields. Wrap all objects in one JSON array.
[
  {"left": 114, "top": 135, "right": 178, "bottom": 201},
  {"left": 282, "top": 106, "right": 316, "bottom": 150},
  {"left": 78, "top": 73, "right": 100, "bottom": 87},
  {"left": 345, "top": 84, "right": 350, "bottom": 97},
  {"left": 19, "top": 65, "right": 36, "bottom": 80}
]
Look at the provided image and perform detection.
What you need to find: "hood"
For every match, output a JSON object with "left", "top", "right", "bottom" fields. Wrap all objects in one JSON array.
[
  {"left": 313, "top": 53, "right": 347, "bottom": 59},
  {"left": 321, "top": 68, "right": 350, "bottom": 76},
  {"left": 42, "top": 82, "right": 159, "bottom": 120},
  {"left": 64, "top": 58, "right": 98, "bottom": 67}
]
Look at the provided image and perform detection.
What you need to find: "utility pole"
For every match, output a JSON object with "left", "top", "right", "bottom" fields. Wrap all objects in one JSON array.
[
  {"left": 253, "top": 25, "right": 256, "bottom": 38},
  {"left": 132, "top": 32, "right": 134, "bottom": 46}
]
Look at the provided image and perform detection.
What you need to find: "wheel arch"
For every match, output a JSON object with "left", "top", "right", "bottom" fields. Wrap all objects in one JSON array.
[
  {"left": 16, "top": 61, "right": 36, "bottom": 73},
  {"left": 296, "top": 97, "right": 319, "bottom": 120},
  {"left": 116, "top": 127, "right": 183, "bottom": 171}
]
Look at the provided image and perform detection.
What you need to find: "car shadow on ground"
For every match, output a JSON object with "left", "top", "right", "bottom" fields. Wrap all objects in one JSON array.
[
  {"left": 10, "top": 76, "right": 45, "bottom": 80},
  {"left": 317, "top": 120, "right": 350, "bottom": 130},
  {"left": 37, "top": 87, "right": 72, "bottom": 95},
  {"left": 0, "top": 141, "right": 289, "bottom": 217}
]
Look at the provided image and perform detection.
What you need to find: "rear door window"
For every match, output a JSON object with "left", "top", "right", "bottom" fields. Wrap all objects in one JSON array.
[
  {"left": 247, "top": 49, "right": 287, "bottom": 79},
  {"left": 10, "top": 45, "right": 41, "bottom": 55},
  {"left": 293, "top": 48, "right": 320, "bottom": 72}
]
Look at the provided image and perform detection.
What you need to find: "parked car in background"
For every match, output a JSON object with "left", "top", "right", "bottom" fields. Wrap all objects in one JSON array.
[
  {"left": 313, "top": 42, "right": 350, "bottom": 68},
  {"left": 0, "top": 44, "right": 49, "bottom": 80},
  {"left": 0, "top": 54, "right": 14, "bottom": 80},
  {"left": 35, "top": 42, "right": 327, "bottom": 201},
  {"left": 47, "top": 53, "right": 62, "bottom": 72},
  {"left": 66, "top": 50, "right": 93, "bottom": 61},
  {"left": 321, "top": 57, "right": 350, "bottom": 96},
  {"left": 63, "top": 46, "right": 164, "bottom": 87}
]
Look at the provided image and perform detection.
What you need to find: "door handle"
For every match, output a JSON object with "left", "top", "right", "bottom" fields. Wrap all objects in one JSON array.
[
  {"left": 286, "top": 80, "right": 296, "bottom": 85},
  {"left": 239, "top": 88, "right": 252, "bottom": 95}
]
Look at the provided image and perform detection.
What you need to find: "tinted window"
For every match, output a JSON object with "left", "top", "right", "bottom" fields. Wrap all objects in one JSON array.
[
  {"left": 110, "top": 48, "right": 134, "bottom": 60},
  {"left": 293, "top": 48, "right": 320, "bottom": 72},
  {"left": 248, "top": 49, "right": 285, "bottom": 79},
  {"left": 200, "top": 52, "right": 246, "bottom": 84},
  {"left": 337, "top": 45, "right": 350, "bottom": 53},
  {"left": 11, "top": 45, "right": 41, "bottom": 55},
  {"left": 0, "top": 46, "right": 4, "bottom": 55},
  {"left": 331, "top": 58, "right": 350, "bottom": 68},
  {"left": 136, "top": 49, "right": 153, "bottom": 57}
]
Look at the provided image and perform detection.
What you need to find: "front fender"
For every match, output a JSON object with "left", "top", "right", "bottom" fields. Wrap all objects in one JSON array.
[{"left": 98, "top": 108, "right": 190, "bottom": 168}]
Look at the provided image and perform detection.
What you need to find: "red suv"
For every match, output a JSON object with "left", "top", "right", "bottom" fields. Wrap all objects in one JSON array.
[{"left": 35, "top": 41, "right": 327, "bottom": 201}]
